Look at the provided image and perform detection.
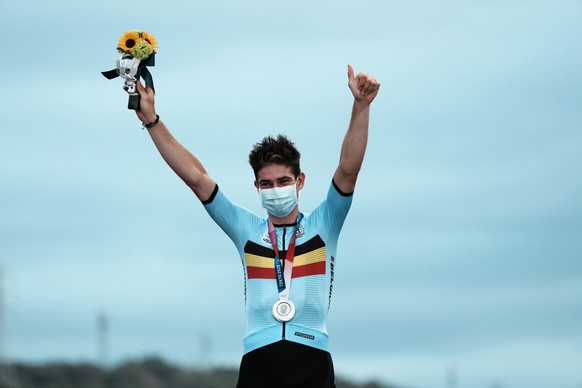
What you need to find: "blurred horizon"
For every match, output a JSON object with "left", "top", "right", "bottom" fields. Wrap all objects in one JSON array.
[{"left": 1, "top": 355, "right": 396, "bottom": 388}]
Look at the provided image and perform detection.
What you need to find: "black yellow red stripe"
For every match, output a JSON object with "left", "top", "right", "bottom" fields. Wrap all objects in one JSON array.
[{"left": 244, "top": 236, "right": 326, "bottom": 279}]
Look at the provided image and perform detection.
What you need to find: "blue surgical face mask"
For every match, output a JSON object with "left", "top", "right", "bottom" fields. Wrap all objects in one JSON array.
[{"left": 259, "top": 183, "right": 298, "bottom": 217}]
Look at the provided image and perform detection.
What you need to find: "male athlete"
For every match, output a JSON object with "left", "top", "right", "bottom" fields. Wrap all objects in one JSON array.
[{"left": 131, "top": 65, "right": 380, "bottom": 387}]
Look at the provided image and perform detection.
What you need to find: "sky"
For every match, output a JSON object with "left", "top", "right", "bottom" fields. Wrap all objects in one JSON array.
[{"left": 1, "top": 0, "right": 581, "bottom": 387}]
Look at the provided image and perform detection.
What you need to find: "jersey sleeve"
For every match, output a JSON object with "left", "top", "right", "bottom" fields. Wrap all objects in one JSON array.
[
  {"left": 310, "top": 179, "right": 353, "bottom": 240},
  {"left": 202, "top": 184, "right": 262, "bottom": 249}
]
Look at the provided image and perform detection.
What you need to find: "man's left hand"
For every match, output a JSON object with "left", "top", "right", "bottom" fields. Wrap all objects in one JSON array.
[{"left": 347, "top": 64, "right": 381, "bottom": 104}]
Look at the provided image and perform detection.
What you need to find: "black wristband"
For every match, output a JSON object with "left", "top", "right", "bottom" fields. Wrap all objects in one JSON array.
[{"left": 142, "top": 114, "right": 160, "bottom": 129}]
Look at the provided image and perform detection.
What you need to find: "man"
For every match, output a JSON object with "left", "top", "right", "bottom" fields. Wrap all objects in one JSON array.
[{"left": 132, "top": 64, "right": 380, "bottom": 387}]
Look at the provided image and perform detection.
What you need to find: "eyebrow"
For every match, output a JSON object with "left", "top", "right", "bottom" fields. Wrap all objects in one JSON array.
[{"left": 259, "top": 176, "right": 293, "bottom": 185}]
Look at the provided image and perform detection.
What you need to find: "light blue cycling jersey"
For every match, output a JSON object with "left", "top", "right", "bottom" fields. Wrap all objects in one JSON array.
[{"left": 203, "top": 180, "right": 353, "bottom": 354}]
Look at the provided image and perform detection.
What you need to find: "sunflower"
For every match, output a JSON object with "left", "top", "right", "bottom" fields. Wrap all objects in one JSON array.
[
  {"left": 117, "top": 30, "right": 142, "bottom": 53},
  {"left": 141, "top": 31, "right": 158, "bottom": 53}
]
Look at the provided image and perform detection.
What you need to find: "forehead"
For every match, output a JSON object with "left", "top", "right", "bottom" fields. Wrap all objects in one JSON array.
[{"left": 256, "top": 163, "right": 295, "bottom": 182}]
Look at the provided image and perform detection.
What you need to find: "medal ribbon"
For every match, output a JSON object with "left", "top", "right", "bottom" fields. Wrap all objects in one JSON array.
[{"left": 268, "top": 219, "right": 297, "bottom": 301}]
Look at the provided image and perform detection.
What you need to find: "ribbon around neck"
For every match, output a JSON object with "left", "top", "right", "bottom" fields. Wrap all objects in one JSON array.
[
  {"left": 268, "top": 219, "right": 298, "bottom": 300},
  {"left": 101, "top": 54, "right": 156, "bottom": 93}
]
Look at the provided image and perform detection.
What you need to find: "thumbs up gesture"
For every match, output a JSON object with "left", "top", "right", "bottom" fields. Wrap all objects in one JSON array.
[{"left": 347, "top": 64, "right": 380, "bottom": 104}]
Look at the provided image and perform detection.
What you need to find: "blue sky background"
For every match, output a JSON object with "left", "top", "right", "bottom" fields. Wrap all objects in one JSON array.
[{"left": 1, "top": 0, "right": 582, "bottom": 387}]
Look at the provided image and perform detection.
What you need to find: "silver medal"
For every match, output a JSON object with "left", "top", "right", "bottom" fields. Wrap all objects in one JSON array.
[{"left": 272, "top": 299, "right": 295, "bottom": 322}]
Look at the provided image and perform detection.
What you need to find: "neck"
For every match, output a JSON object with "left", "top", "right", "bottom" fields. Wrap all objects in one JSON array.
[{"left": 268, "top": 207, "right": 299, "bottom": 226}]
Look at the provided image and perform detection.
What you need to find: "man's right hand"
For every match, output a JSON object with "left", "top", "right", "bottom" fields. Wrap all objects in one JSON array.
[{"left": 135, "top": 81, "right": 158, "bottom": 125}]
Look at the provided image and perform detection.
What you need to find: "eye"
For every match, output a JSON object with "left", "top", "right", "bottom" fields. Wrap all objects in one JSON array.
[{"left": 278, "top": 178, "right": 294, "bottom": 186}]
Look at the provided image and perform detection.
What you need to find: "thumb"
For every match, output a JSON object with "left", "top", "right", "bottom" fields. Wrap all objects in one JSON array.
[
  {"left": 347, "top": 64, "right": 355, "bottom": 82},
  {"left": 136, "top": 80, "right": 146, "bottom": 95}
]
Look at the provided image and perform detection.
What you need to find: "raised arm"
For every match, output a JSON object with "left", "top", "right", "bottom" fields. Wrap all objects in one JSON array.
[
  {"left": 333, "top": 65, "right": 380, "bottom": 194},
  {"left": 134, "top": 81, "right": 216, "bottom": 202}
]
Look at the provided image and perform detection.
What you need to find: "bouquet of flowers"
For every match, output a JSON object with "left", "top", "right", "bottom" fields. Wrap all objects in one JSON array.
[
  {"left": 117, "top": 30, "right": 158, "bottom": 60},
  {"left": 102, "top": 30, "right": 158, "bottom": 110}
]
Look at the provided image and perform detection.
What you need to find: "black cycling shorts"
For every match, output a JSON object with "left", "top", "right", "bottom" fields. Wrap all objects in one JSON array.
[{"left": 236, "top": 340, "right": 336, "bottom": 388}]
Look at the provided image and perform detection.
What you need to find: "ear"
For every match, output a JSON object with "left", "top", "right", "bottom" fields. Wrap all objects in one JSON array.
[
  {"left": 254, "top": 180, "right": 259, "bottom": 192},
  {"left": 297, "top": 172, "right": 306, "bottom": 191}
]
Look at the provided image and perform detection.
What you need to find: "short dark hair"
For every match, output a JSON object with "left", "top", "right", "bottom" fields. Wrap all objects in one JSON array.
[{"left": 248, "top": 134, "right": 301, "bottom": 179}]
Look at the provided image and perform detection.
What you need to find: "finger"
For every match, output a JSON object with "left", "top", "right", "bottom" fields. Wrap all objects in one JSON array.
[
  {"left": 347, "top": 64, "right": 355, "bottom": 82},
  {"left": 144, "top": 83, "right": 154, "bottom": 95},
  {"left": 362, "top": 75, "right": 372, "bottom": 92},
  {"left": 370, "top": 78, "right": 380, "bottom": 93},
  {"left": 136, "top": 81, "right": 146, "bottom": 95},
  {"left": 366, "top": 78, "right": 380, "bottom": 98},
  {"left": 355, "top": 72, "right": 367, "bottom": 86},
  {"left": 356, "top": 74, "right": 371, "bottom": 96}
]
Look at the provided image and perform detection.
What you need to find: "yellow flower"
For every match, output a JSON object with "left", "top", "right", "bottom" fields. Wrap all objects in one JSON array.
[
  {"left": 117, "top": 30, "right": 142, "bottom": 53},
  {"left": 141, "top": 31, "right": 158, "bottom": 52}
]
